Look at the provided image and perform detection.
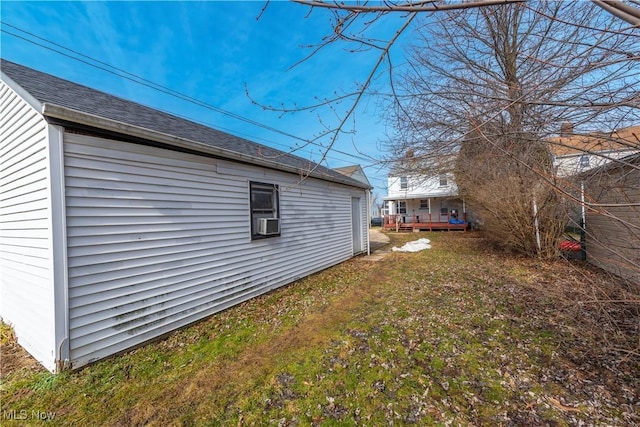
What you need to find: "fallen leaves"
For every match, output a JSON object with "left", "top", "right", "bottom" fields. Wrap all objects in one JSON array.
[{"left": 2, "top": 231, "right": 639, "bottom": 426}]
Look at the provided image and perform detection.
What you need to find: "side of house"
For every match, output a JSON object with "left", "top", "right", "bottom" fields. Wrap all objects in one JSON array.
[
  {"left": 0, "top": 75, "right": 61, "bottom": 372},
  {"left": 550, "top": 124, "right": 640, "bottom": 177},
  {"left": 583, "top": 155, "right": 640, "bottom": 284},
  {"left": 0, "top": 60, "right": 370, "bottom": 371},
  {"left": 549, "top": 124, "right": 639, "bottom": 283},
  {"left": 63, "top": 132, "right": 368, "bottom": 368}
]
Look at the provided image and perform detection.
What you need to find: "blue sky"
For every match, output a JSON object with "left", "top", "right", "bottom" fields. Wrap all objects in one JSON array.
[{"left": 1, "top": 1, "right": 415, "bottom": 198}]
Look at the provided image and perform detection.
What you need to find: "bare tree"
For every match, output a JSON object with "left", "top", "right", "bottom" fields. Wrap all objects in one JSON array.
[
  {"left": 384, "top": 1, "right": 638, "bottom": 256},
  {"left": 282, "top": 0, "right": 640, "bottom": 360},
  {"left": 259, "top": 1, "right": 638, "bottom": 257},
  {"left": 252, "top": 1, "right": 526, "bottom": 167}
]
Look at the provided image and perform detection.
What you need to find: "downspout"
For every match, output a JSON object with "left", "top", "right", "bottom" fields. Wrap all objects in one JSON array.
[
  {"left": 580, "top": 181, "right": 586, "bottom": 261},
  {"left": 366, "top": 189, "right": 371, "bottom": 256},
  {"left": 48, "top": 124, "right": 70, "bottom": 372}
]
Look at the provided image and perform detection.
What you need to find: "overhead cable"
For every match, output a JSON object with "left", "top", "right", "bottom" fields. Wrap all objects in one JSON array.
[{"left": 0, "top": 22, "right": 378, "bottom": 166}]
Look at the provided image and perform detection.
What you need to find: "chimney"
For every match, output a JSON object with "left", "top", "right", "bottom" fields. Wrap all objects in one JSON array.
[{"left": 560, "top": 122, "right": 573, "bottom": 138}]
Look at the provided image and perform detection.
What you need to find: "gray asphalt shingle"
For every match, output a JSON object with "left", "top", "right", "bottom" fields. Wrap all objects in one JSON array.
[{"left": 1, "top": 59, "right": 368, "bottom": 189}]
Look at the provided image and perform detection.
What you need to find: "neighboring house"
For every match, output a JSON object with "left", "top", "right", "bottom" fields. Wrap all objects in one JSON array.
[
  {"left": 0, "top": 60, "right": 371, "bottom": 372},
  {"left": 581, "top": 153, "right": 640, "bottom": 284},
  {"left": 551, "top": 123, "right": 639, "bottom": 283},
  {"left": 334, "top": 165, "right": 376, "bottom": 222},
  {"left": 383, "top": 155, "right": 467, "bottom": 231},
  {"left": 334, "top": 165, "right": 371, "bottom": 188},
  {"left": 550, "top": 123, "right": 640, "bottom": 177}
]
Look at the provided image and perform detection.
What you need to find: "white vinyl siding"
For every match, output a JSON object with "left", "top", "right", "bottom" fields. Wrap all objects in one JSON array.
[
  {"left": 387, "top": 174, "right": 458, "bottom": 199},
  {"left": 64, "top": 133, "right": 366, "bottom": 368},
  {"left": 0, "top": 81, "right": 56, "bottom": 370}
]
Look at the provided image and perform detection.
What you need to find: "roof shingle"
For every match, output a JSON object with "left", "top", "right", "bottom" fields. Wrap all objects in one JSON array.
[{"left": 1, "top": 59, "right": 369, "bottom": 189}]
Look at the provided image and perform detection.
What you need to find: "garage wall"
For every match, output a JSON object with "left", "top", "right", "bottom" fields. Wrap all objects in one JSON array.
[
  {"left": 585, "top": 162, "right": 640, "bottom": 284},
  {"left": 64, "top": 133, "right": 367, "bottom": 368},
  {"left": 0, "top": 80, "right": 57, "bottom": 371}
]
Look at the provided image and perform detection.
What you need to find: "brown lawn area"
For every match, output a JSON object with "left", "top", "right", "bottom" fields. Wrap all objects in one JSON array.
[{"left": 1, "top": 231, "right": 638, "bottom": 426}]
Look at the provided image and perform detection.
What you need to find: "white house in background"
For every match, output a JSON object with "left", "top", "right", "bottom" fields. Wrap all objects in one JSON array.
[
  {"left": 383, "top": 156, "right": 468, "bottom": 231},
  {"left": 0, "top": 60, "right": 371, "bottom": 372},
  {"left": 550, "top": 123, "right": 640, "bottom": 177}
]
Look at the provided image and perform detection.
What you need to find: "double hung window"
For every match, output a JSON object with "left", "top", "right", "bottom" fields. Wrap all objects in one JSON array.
[
  {"left": 250, "top": 181, "right": 280, "bottom": 239},
  {"left": 400, "top": 176, "right": 408, "bottom": 190}
]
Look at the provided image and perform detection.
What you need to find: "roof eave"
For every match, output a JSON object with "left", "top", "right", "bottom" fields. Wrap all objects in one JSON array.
[
  {"left": 42, "top": 103, "right": 370, "bottom": 189},
  {"left": 383, "top": 192, "right": 459, "bottom": 201}
]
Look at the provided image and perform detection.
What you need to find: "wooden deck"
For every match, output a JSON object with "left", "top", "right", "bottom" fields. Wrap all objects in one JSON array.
[{"left": 382, "top": 214, "right": 468, "bottom": 232}]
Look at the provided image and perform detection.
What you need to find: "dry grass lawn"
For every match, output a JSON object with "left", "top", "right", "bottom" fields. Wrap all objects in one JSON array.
[{"left": 1, "top": 231, "right": 638, "bottom": 426}]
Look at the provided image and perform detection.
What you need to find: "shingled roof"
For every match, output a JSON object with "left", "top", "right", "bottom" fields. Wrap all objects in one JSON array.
[
  {"left": 1, "top": 59, "right": 370, "bottom": 189},
  {"left": 548, "top": 124, "right": 640, "bottom": 157}
]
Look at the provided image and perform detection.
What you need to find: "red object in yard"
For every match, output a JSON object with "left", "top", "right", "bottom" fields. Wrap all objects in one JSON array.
[{"left": 559, "top": 240, "right": 581, "bottom": 252}]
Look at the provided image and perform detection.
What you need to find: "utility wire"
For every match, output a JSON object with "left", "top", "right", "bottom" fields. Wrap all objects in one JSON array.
[{"left": 0, "top": 22, "right": 379, "bottom": 167}]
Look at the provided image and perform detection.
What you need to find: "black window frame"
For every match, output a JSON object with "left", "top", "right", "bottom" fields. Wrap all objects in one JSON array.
[{"left": 250, "top": 181, "right": 280, "bottom": 240}]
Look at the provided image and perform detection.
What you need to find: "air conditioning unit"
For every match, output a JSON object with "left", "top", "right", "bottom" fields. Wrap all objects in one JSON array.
[{"left": 258, "top": 218, "right": 280, "bottom": 236}]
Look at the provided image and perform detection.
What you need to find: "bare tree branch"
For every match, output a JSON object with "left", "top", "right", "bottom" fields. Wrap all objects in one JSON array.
[
  {"left": 293, "top": 0, "right": 525, "bottom": 13},
  {"left": 593, "top": 0, "right": 640, "bottom": 26}
]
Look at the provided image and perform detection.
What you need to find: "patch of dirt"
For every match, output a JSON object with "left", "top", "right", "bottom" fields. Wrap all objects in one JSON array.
[
  {"left": 116, "top": 261, "right": 382, "bottom": 425},
  {"left": 1, "top": 324, "right": 44, "bottom": 378}
]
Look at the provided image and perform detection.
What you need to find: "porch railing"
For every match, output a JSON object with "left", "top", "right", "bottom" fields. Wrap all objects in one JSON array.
[{"left": 383, "top": 212, "right": 467, "bottom": 226}]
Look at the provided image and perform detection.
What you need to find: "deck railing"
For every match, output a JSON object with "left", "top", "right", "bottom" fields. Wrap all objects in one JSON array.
[{"left": 382, "top": 213, "right": 468, "bottom": 231}]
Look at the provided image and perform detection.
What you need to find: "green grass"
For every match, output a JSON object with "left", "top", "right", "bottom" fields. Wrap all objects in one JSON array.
[{"left": 1, "top": 231, "right": 637, "bottom": 426}]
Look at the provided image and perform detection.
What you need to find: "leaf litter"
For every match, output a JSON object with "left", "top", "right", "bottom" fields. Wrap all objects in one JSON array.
[{"left": 1, "top": 231, "right": 638, "bottom": 426}]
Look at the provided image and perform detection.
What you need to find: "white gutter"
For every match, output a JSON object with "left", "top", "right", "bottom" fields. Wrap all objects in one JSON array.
[{"left": 41, "top": 103, "right": 371, "bottom": 190}]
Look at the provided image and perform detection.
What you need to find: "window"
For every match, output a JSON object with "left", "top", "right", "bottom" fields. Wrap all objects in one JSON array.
[
  {"left": 400, "top": 176, "right": 408, "bottom": 190},
  {"left": 398, "top": 201, "right": 407, "bottom": 214},
  {"left": 250, "top": 181, "right": 280, "bottom": 239},
  {"left": 420, "top": 199, "right": 429, "bottom": 209},
  {"left": 439, "top": 174, "right": 448, "bottom": 187},
  {"left": 579, "top": 154, "right": 590, "bottom": 168}
]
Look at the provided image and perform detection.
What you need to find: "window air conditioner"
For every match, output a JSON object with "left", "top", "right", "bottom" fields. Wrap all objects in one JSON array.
[{"left": 258, "top": 218, "right": 280, "bottom": 235}]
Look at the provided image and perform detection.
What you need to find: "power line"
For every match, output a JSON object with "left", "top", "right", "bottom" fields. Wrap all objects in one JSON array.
[{"left": 1, "top": 22, "right": 379, "bottom": 168}]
